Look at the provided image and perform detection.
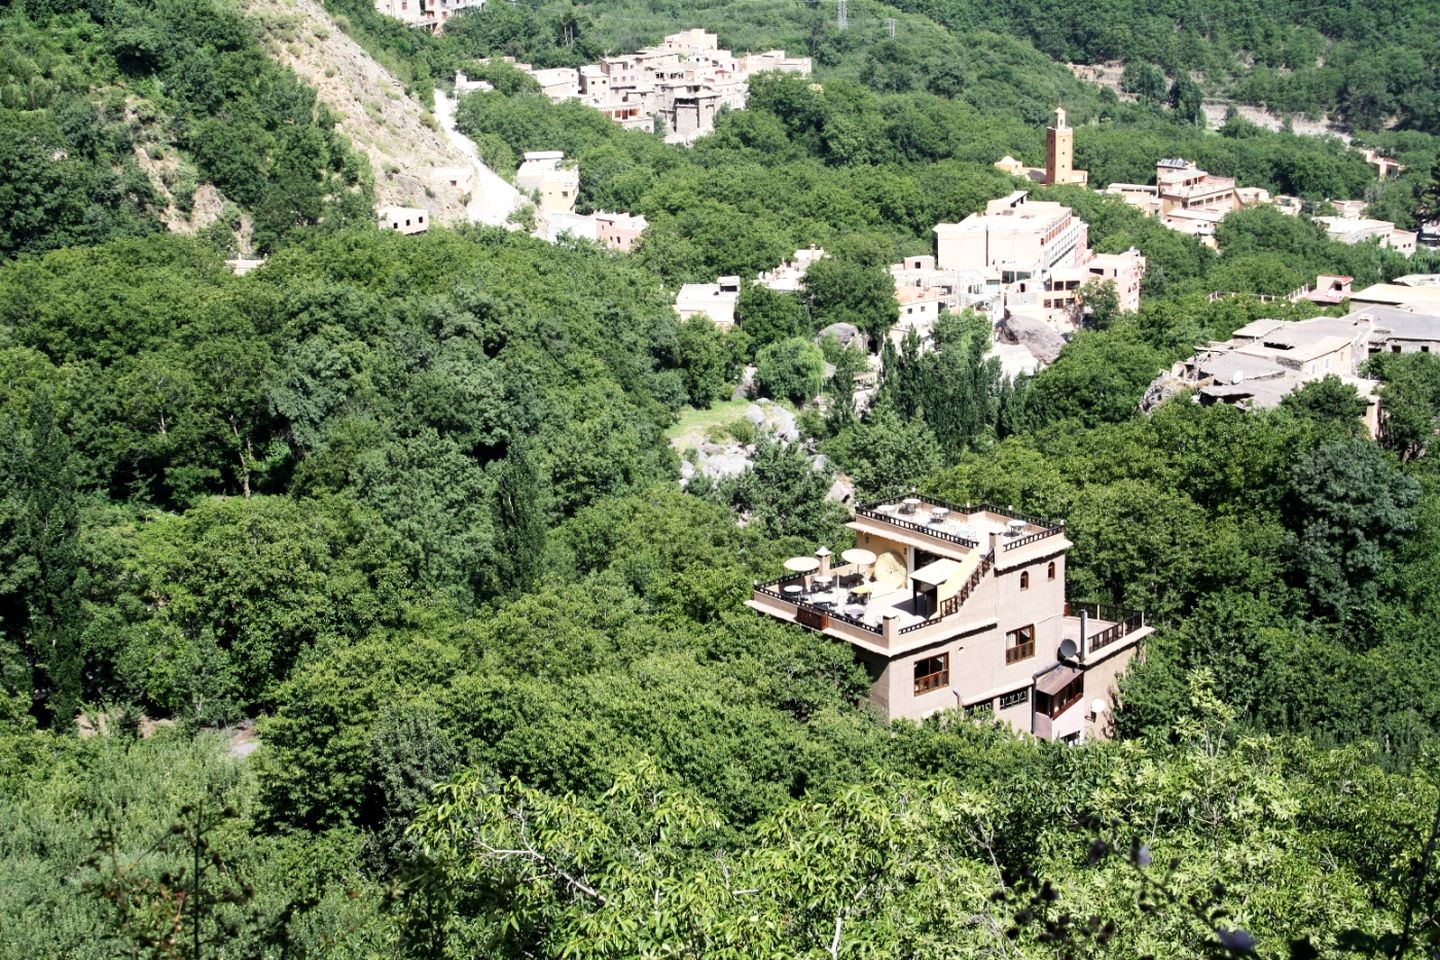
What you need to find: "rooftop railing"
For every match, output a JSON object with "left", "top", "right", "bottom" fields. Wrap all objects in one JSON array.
[{"left": 753, "top": 575, "right": 882, "bottom": 635}]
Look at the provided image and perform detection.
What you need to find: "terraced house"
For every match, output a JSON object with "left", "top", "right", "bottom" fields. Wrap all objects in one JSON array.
[{"left": 749, "top": 495, "right": 1150, "bottom": 742}]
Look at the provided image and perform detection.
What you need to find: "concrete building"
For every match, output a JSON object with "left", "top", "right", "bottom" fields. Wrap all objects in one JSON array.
[
  {"left": 1033, "top": 248, "right": 1146, "bottom": 315},
  {"left": 1313, "top": 215, "right": 1417, "bottom": 255},
  {"left": 379, "top": 206, "right": 429, "bottom": 234},
  {"left": 545, "top": 210, "right": 649, "bottom": 252},
  {"left": 373, "top": 0, "right": 483, "bottom": 31},
  {"left": 934, "top": 191, "right": 1088, "bottom": 280},
  {"left": 1044, "top": 106, "right": 1087, "bottom": 186},
  {"left": 515, "top": 151, "right": 579, "bottom": 217},
  {"left": 757, "top": 246, "right": 828, "bottom": 292},
  {"left": 748, "top": 496, "right": 1150, "bottom": 739},
  {"left": 1350, "top": 277, "right": 1440, "bottom": 313},
  {"left": 1361, "top": 148, "right": 1405, "bottom": 180},
  {"left": 1146, "top": 310, "right": 1422, "bottom": 436},
  {"left": 593, "top": 211, "right": 649, "bottom": 253},
  {"left": 675, "top": 276, "right": 742, "bottom": 328}
]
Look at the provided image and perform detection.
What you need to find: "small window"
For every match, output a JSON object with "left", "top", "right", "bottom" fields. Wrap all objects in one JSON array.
[
  {"left": 914, "top": 654, "right": 949, "bottom": 695},
  {"left": 966, "top": 699, "right": 994, "bottom": 718},
  {"left": 1047, "top": 561, "right": 1056, "bottom": 581},
  {"left": 1006, "top": 625, "right": 1035, "bottom": 664},
  {"left": 1019, "top": 571, "right": 1030, "bottom": 590},
  {"left": 1393, "top": 345, "right": 1403, "bottom": 353},
  {"left": 999, "top": 688, "right": 1029, "bottom": 710}
]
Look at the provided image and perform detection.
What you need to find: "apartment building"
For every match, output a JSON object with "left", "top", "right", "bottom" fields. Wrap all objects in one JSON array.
[
  {"left": 748, "top": 496, "right": 1150, "bottom": 740},
  {"left": 934, "top": 191, "right": 1089, "bottom": 280}
]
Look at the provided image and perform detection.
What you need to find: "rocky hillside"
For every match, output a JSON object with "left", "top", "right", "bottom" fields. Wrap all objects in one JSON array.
[{"left": 243, "top": 0, "right": 487, "bottom": 225}]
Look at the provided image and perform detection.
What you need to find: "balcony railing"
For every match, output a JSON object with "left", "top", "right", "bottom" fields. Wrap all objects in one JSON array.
[
  {"left": 853, "top": 505, "right": 979, "bottom": 550},
  {"left": 855, "top": 495, "right": 1063, "bottom": 553},
  {"left": 939, "top": 549, "right": 994, "bottom": 618},
  {"left": 1066, "top": 602, "right": 1145, "bottom": 653}
]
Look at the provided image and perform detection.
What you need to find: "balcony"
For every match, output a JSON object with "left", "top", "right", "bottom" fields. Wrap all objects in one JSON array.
[{"left": 1061, "top": 602, "right": 1149, "bottom": 658}]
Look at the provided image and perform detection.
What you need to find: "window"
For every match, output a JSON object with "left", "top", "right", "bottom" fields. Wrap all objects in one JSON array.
[
  {"left": 999, "top": 688, "right": 1029, "bottom": 710},
  {"left": 914, "top": 654, "right": 948, "bottom": 695},
  {"left": 1393, "top": 344, "right": 1403, "bottom": 353},
  {"left": 1037, "top": 675, "right": 1084, "bottom": 718},
  {"left": 1047, "top": 561, "right": 1056, "bottom": 581},
  {"left": 1019, "top": 571, "right": 1029, "bottom": 590},
  {"left": 966, "top": 699, "right": 993, "bottom": 718},
  {"left": 1005, "top": 625, "right": 1035, "bottom": 664}
]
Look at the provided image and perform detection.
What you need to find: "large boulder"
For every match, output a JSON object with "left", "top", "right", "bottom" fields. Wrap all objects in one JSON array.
[{"left": 996, "top": 313, "right": 1066, "bottom": 366}]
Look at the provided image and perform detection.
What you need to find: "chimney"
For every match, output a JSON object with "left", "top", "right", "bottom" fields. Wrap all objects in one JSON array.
[
  {"left": 882, "top": 612, "right": 899, "bottom": 646},
  {"left": 988, "top": 531, "right": 1001, "bottom": 556},
  {"left": 815, "top": 546, "right": 831, "bottom": 576}
]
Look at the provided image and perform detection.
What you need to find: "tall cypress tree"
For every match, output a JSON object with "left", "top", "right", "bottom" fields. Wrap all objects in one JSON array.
[
  {"left": 490, "top": 440, "right": 548, "bottom": 599},
  {"left": 0, "top": 393, "right": 83, "bottom": 725}
]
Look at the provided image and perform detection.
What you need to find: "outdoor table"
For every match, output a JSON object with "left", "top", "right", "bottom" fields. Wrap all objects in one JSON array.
[
  {"left": 783, "top": 584, "right": 804, "bottom": 597},
  {"left": 844, "top": 604, "right": 866, "bottom": 619}
]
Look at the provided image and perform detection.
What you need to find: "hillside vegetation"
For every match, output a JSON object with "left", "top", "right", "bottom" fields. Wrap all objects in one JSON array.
[
  {"left": 4, "top": 0, "right": 1440, "bottom": 957},
  {"left": 0, "top": 0, "right": 372, "bottom": 260}
]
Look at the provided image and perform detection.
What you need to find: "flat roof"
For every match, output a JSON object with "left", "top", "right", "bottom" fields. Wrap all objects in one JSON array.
[{"left": 911, "top": 557, "right": 963, "bottom": 586}]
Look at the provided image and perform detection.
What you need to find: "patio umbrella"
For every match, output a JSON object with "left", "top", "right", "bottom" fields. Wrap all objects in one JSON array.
[
  {"left": 783, "top": 556, "right": 820, "bottom": 573},
  {"left": 841, "top": 548, "right": 877, "bottom": 566}
]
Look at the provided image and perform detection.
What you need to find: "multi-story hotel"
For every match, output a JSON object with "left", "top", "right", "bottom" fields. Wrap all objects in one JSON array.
[{"left": 748, "top": 495, "right": 1150, "bottom": 741}]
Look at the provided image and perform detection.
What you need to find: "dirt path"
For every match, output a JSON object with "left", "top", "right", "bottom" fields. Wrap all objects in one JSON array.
[
  {"left": 242, "top": 0, "right": 521, "bottom": 225},
  {"left": 433, "top": 88, "right": 525, "bottom": 227}
]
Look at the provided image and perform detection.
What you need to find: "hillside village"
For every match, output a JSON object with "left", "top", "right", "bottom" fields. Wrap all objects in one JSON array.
[{"left": 9, "top": 0, "right": 1440, "bottom": 954}]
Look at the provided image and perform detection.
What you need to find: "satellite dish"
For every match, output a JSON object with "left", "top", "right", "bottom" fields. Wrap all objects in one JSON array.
[
  {"left": 1091, "top": 698, "right": 1109, "bottom": 715},
  {"left": 1231, "top": 371, "right": 1244, "bottom": 385},
  {"left": 1058, "top": 639, "right": 1078, "bottom": 660}
]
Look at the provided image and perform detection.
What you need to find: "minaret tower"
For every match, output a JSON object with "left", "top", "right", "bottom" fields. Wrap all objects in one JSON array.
[{"left": 1045, "top": 105, "right": 1075, "bottom": 185}]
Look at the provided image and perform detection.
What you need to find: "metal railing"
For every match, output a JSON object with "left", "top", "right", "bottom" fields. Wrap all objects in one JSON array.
[
  {"left": 1003, "top": 527, "right": 1063, "bottom": 551},
  {"left": 753, "top": 575, "right": 882, "bottom": 635},
  {"left": 1066, "top": 602, "right": 1145, "bottom": 653},
  {"left": 853, "top": 506, "right": 980, "bottom": 549},
  {"left": 940, "top": 550, "right": 993, "bottom": 617}
]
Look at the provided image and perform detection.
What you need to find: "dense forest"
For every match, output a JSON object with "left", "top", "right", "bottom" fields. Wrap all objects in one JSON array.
[{"left": 5, "top": 0, "right": 1440, "bottom": 956}]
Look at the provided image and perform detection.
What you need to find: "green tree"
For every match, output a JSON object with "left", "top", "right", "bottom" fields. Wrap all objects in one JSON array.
[
  {"left": 491, "top": 441, "right": 549, "bottom": 599},
  {"left": 1284, "top": 439, "right": 1419, "bottom": 626},
  {"left": 755, "top": 338, "right": 826, "bottom": 405}
]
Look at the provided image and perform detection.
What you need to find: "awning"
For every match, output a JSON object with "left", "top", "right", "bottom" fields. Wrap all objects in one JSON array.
[
  {"left": 911, "top": 557, "right": 963, "bottom": 586},
  {"left": 1036, "top": 665, "right": 1082, "bottom": 696}
]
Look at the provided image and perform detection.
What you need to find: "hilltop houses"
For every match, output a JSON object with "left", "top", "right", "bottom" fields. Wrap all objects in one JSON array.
[
  {"left": 373, "top": 0, "right": 484, "bottom": 31},
  {"left": 748, "top": 496, "right": 1150, "bottom": 739},
  {"left": 480, "top": 30, "right": 810, "bottom": 144},
  {"left": 515, "top": 151, "right": 578, "bottom": 217}
]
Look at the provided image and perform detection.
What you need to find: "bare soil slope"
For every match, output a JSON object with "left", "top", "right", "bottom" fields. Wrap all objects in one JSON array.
[{"left": 242, "top": 0, "right": 479, "bottom": 224}]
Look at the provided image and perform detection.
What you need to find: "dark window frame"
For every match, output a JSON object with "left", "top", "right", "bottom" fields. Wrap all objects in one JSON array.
[
  {"left": 914, "top": 653, "right": 949, "bottom": 695},
  {"left": 1005, "top": 624, "right": 1036, "bottom": 664}
]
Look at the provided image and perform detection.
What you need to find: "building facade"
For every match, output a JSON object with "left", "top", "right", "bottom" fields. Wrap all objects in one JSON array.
[
  {"left": 748, "top": 496, "right": 1150, "bottom": 740},
  {"left": 1043, "top": 106, "right": 1087, "bottom": 186}
]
